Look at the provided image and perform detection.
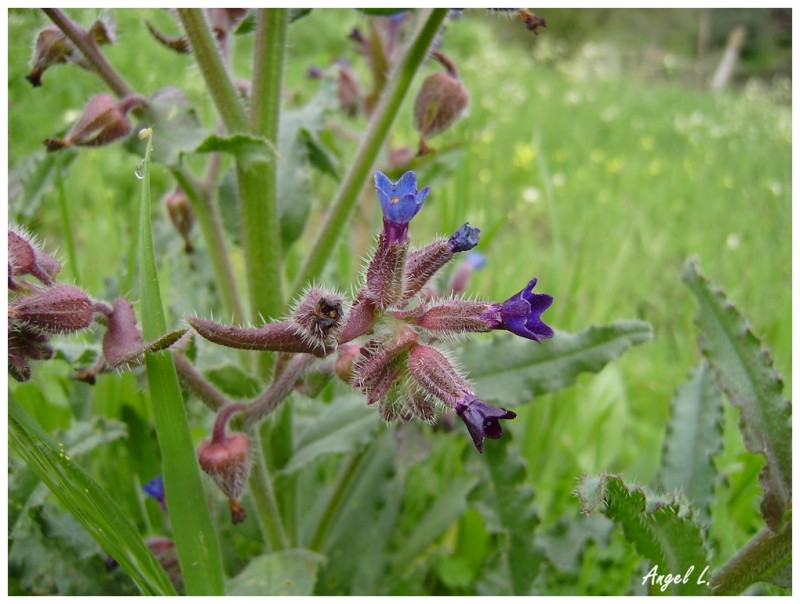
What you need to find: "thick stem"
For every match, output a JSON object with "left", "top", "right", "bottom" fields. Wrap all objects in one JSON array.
[
  {"left": 290, "top": 8, "right": 449, "bottom": 300},
  {"left": 176, "top": 9, "right": 248, "bottom": 134},
  {"left": 172, "top": 352, "right": 230, "bottom": 412},
  {"left": 244, "top": 354, "right": 316, "bottom": 429},
  {"left": 42, "top": 8, "right": 132, "bottom": 98},
  {"left": 709, "top": 521, "right": 792, "bottom": 595},
  {"left": 170, "top": 167, "right": 246, "bottom": 325},
  {"left": 247, "top": 430, "right": 290, "bottom": 550}
]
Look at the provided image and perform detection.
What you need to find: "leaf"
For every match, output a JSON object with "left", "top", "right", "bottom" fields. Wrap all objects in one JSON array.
[
  {"left": 300, "top": 127, "right": 339, "bottom": 180},
  {"left": 127, "top": 87, "right": 208, "bottom": 166},
  {"left": 137, "top": 133, "right": 225, "bottom": 595},
  {"left": 226, "top": 549, "right": 325, "bottom": 596},
  {"left": 204, "top": 364, "right": 262, "bottom": 399},
  {"left": 8, "top": 149, "right": 77, "bottom": 222},
  {"left": 577, "top": 474, "right": 710, "bottom": 596},
  {"left": 656, "top": 362, "right": 723, "bottom": 523},
  {"left": 235, "top": 8, "right": 312, "bottom": 35},
  {"left": 357, "top": 8, "right": 412, "bottom": 16},
  {"left": 193, "top": 133, "right": 276, "bottom": 164},
  {"left": 8, "top": 397, "right": 176, "bottom": 596},
  {"left": 460, "top": 321, "right": 653, "bottom": 406},
  {"left": 482, "top": 436, "right": 544, "bottom": 595},
  {"left": 277, "top": 79, "right": 338, "bottom": 249},
  {"left": 390, "top": 475, "right": 478, "bottom": 571},
  {"left": 282, "top": 395, "right": 378, "bottom": 474},
  {"left": 682, "top": 259, "right": 791, "bottom": 530}
]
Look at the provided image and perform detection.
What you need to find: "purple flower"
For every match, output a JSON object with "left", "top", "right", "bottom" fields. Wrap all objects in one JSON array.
[
  {"left": 448, "top": 223, "right": 480, "bottom": 252},
  {"left": 142, "top": 474, "right": 166, "bottom": 507},
  {"left": 374, "top": 171, "right": 430, "bottom": 244},
  {"left": 490, "top": 277, "right": 554, "bottom": 342},
  {"left": 455, "top": 395, "right": 517, "bottom": 453}
]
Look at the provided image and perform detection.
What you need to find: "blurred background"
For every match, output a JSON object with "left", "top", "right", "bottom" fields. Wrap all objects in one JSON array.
[{"left": 8, "top": 8, "right": 791, "bottom": 595}]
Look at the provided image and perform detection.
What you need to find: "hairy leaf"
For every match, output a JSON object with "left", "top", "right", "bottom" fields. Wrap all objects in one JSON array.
[
  {"left": 282, "top": 395, "right": 378, "bottom": 475},
  {"left": 656, "top": 362, "right": 723, "bottom": 523},
  {"left": 482, "top": 436, "right": 543, "bottom": 594},
  {"left": 9, "top": 397, "right": 176, "bottom": 596},
  {"left": 578, "top": 474, "right": 710, "bottom": 596},
  {"left": 226, "top": 549, "right": 325, "bottom": 596},
  {"left": 682, "top": 259, "right": 791, "bottom": 530},
  {"left": 461, "top": 321, "right": 653, "bottom": 406}
]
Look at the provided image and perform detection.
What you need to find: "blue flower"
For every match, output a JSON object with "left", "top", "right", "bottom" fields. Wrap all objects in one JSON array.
[
  {"left": 142, "top": 474, "right": 166, "bottom": 507},
  {"left": 448, "top": 223, "right": 480, "bottom": 252},
  {"left": 495, "top": 278, "right": 554, "bottom": 342},
  {"left": 465, "top": 251, "right": 487, "bottom": 269},
  {"left": 455, "top": 395, "right": 517, "bottom": 453},
  {"left": 374, "top": 171, "right": 431, "bottom": 226}
]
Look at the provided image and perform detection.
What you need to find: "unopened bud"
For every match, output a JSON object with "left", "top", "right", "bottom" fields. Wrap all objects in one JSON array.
[
  {"left": 450, "top": 251, "right": 487, "bottom": 294},
  {"left": 45, "top": 94, "right": 147, "bottom": 152},
  {"left": 291, "top": 287, "right": 345, "bottom": 349},
  {"left": 198, "top": 403, "right": 252, "bottom": 524},
  {"left": 26, "top": 26, "right": 71, "bottom": 87},
  {"left": 8, "top": 229, "right": 61, "bottom": 285},
  {"left": 163, "top": 187, "right": 195, "bottom": 253},
  {"left": 10, "top": 284, "right": 93, "bottom": 334},
  {"left": 413, "top": 298, "right": 495, "bottom": 337},
  {"left": 407, "top": 344, "right": 471, "bottom": 407},
  {"left": 8, "top": 324, "right": 53, "bottom": 382},
  {"left": 365, "top": 230, "right": 408, "bottom": 309},
  {"left": 353, "top": 327, "right": 418, "bottom": 404},
  {"left": 413, "top": 52, "right": 469, "bottom": 154}
]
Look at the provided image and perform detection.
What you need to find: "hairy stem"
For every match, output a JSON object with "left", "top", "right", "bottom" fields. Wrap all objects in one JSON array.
[
  {"left": 172, "top": 352, "right": 230, "bottom": 412},
  {"left": 42, "top": 8, "right": 133, "bottom": 98},
  {"left": 244, "top": 354, "right": 316, "bottom": 429},
  {"left": 290, "top": 8, "right": 449, "bottom": 299}
]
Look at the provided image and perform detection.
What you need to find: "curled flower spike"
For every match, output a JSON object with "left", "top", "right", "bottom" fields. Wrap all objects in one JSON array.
[
  {"left": 455, "top": 395, "right": 517, "bottom": 453},
  {"left": 374, "top": 171, "right": 431, "bottom": 244},
  {"left": 486, "top": 277, "right": 554, "bottom": 342}
]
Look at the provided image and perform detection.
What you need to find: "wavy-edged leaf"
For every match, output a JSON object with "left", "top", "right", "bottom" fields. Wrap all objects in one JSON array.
[
  {"left": 8, "top": 397, "right": 176, "bottom": 596},
  {"left": 482, "top": 435, "right": 543, "bottom": 595},
  {"left": 194, "top": 133, "right": 276, "bottom": 164},
  {"left": 682, "top": 259, "right": 791, "bottom": 530},
  {"left": 578, "top": 474, "right": 710, "bottom": 595},
  {"left": 461, "top": 321, "right": 653, "bottom": 406},
  {"left": 138, "top": 133, "right": 224, "bottom": 595},
  {"left": 226, "top": 549, "right": 325, "bottom": 596},
  {"left": 656, "top": 362, "right": 723, "bottom": 523},
  {"left": 283, "top": 395, "right": 378, "bottom": 474}
]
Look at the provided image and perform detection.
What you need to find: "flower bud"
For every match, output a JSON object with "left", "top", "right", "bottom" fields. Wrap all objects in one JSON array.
[
  {"left": 407, "top": 344, "right": 471, "bottom": 407},
  {"left": 198, "top": 403, "right": 252, "bottom": 524},
  {"left": 8, "top": 229, "right": 61, "bottom": 285},
  {"left": 353, "top": 326, "right": 418, "bottom": 403},
  {"left": 163, "top": 187, "right": 195, "bottom": 253},
  {"left": 337, "top": 60, "right": 362, "bottom": 118},
  {"left": 365, "top": 230, "right": 407, "bottom": 309},
  {"left": 414, "top": 298, "right": 495, "bottom": 337},
  {"left": 8, "top": 323, "right": 53, "bottom": 382},
  {"left": 337, "top": 294, "right": 376, "bottom": 344},
  {"left": 291, "top": 287, "right": 345, "bottom": 349},
  {"left": 9, "top": 284, "right": 93, "bottom": 334},
  {"left": 44, "top": 94, "right": 147, "bottom": 152},
  {"left": 413, "top": 52, "right": 469, "bottom": 154},
  {"left": 26, "top": 26, "right": 72, "bottom": 87}
]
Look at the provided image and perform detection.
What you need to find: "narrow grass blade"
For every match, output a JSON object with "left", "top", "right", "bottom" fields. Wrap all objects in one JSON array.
[
  {"left": 9, "top": 396, "right": 177, "bottom": 596},
  {"left": 682, "top": 259, "right": 791, "bottom": 530},
  {"left": 577, "top": 474, "right": 710, "bottom": 596},
  {"left": 656, "top": 362, "right": 723, "bottom": 523},
  {"left": 137, "top": 130, "right": 225, "bottom": 595}
]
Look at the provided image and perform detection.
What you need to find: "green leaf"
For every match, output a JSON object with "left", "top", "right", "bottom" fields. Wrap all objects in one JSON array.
[
  {"left": 283, "top": 395, "right": 378, "bottom": 474},
  {"left": 577, "top": 474, "right": 710, "bottom": 596},
  {"left": 226, "top": 549, "right": 325, "bottom": 596},
  {"left": 357, "top": 8, "right": 412, "bottom": 16},
  {"left": 194, "top": 133, "right": 276, "bottom": 163},
  {"left": 300, "top": 127, "right": 340, "bottom": 180},
  {"left": 656, "top": 362, "right": 723, "bottom": 523},
  {"left": 127, "top": 88, "right": 208, "bottom": 166},
  {"left": 137, "top": 132, "right": 225, "bottom": 595},
  {"left": 482, "top": 436, "right": 543, "bottom": 595},
  {"left": 461, "top": 321, "right": 653, "bottom": 406},
  {"left": 204, "top": 364, "right": 262, "bottom": 399},
  {"left": 391, "top": 475, "right": 478, "bottom": 571},
  {"left": 8, "top": 397, "right": 176, "bottom": 596},
  {"left": 682, "top": 259, "right": 791, "bottom": 530},
  {"left": 8, "top": 148, "right": 77, "bottom": 223},
  {"left": 235, "top": 8, "right": 312, "bottom": 34}
]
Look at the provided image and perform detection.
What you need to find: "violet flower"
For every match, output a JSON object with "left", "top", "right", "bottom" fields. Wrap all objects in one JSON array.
[
  {"left": 455, "top": 395, "right": 517, "bottom": 453},
  {"left": 142, "top": 474, "right": 166, "bottom": 509},
  {"left": 488, "top": 277, "right": 554, "bottom": 342},
  {"left": 374, "top": 171, "right": 430, "bottom": 245}
]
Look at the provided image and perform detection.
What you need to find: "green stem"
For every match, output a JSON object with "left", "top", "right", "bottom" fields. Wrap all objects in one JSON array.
[
  {"left": 290, "top": 8, "right": 448, "bottom": 299},
  {"left": 247, "top": 430, "right": 290, "bottom": 551},
  {"left": 54, "top": 154, "right": 80, "bottom": 283},
  {"left": 42, "top": 8, "right": 133, "bottom": 98},
  {"left": 710, "top": 521, "right": 792, "bottom": 595},
  {"left": 170, "top": 166, "right": 246, "bottom": 325},
  {"left": 308, "top": 448, "right": 367, "bottom": 552}
]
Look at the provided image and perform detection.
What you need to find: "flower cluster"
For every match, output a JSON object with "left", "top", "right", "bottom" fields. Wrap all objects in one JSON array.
[{"left": 190, "top": 171, "right": 553, "bottom": 454}]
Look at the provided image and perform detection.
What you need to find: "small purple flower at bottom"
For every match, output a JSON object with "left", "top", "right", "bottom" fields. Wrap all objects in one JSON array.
[
  {"left": 143, "top": 474, "right": 166, "bottom": 508},
  {"left": 486, "top": 277, "right": 554, "bottom": 342},
  {"left": 374, "top": 171, "right": 431, "bottom": 245},
  {"left": 455, "top": 395, "right": 517, "bottom": 453}
]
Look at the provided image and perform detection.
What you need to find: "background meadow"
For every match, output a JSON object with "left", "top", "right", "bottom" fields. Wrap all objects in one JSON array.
[{"left": 7, "top": 8, "right": 791, "bottom": 596}]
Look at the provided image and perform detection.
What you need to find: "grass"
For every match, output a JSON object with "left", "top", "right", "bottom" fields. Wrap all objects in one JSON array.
[{"left": 8, "top": 8, "right": 791, "bottom": 594}]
